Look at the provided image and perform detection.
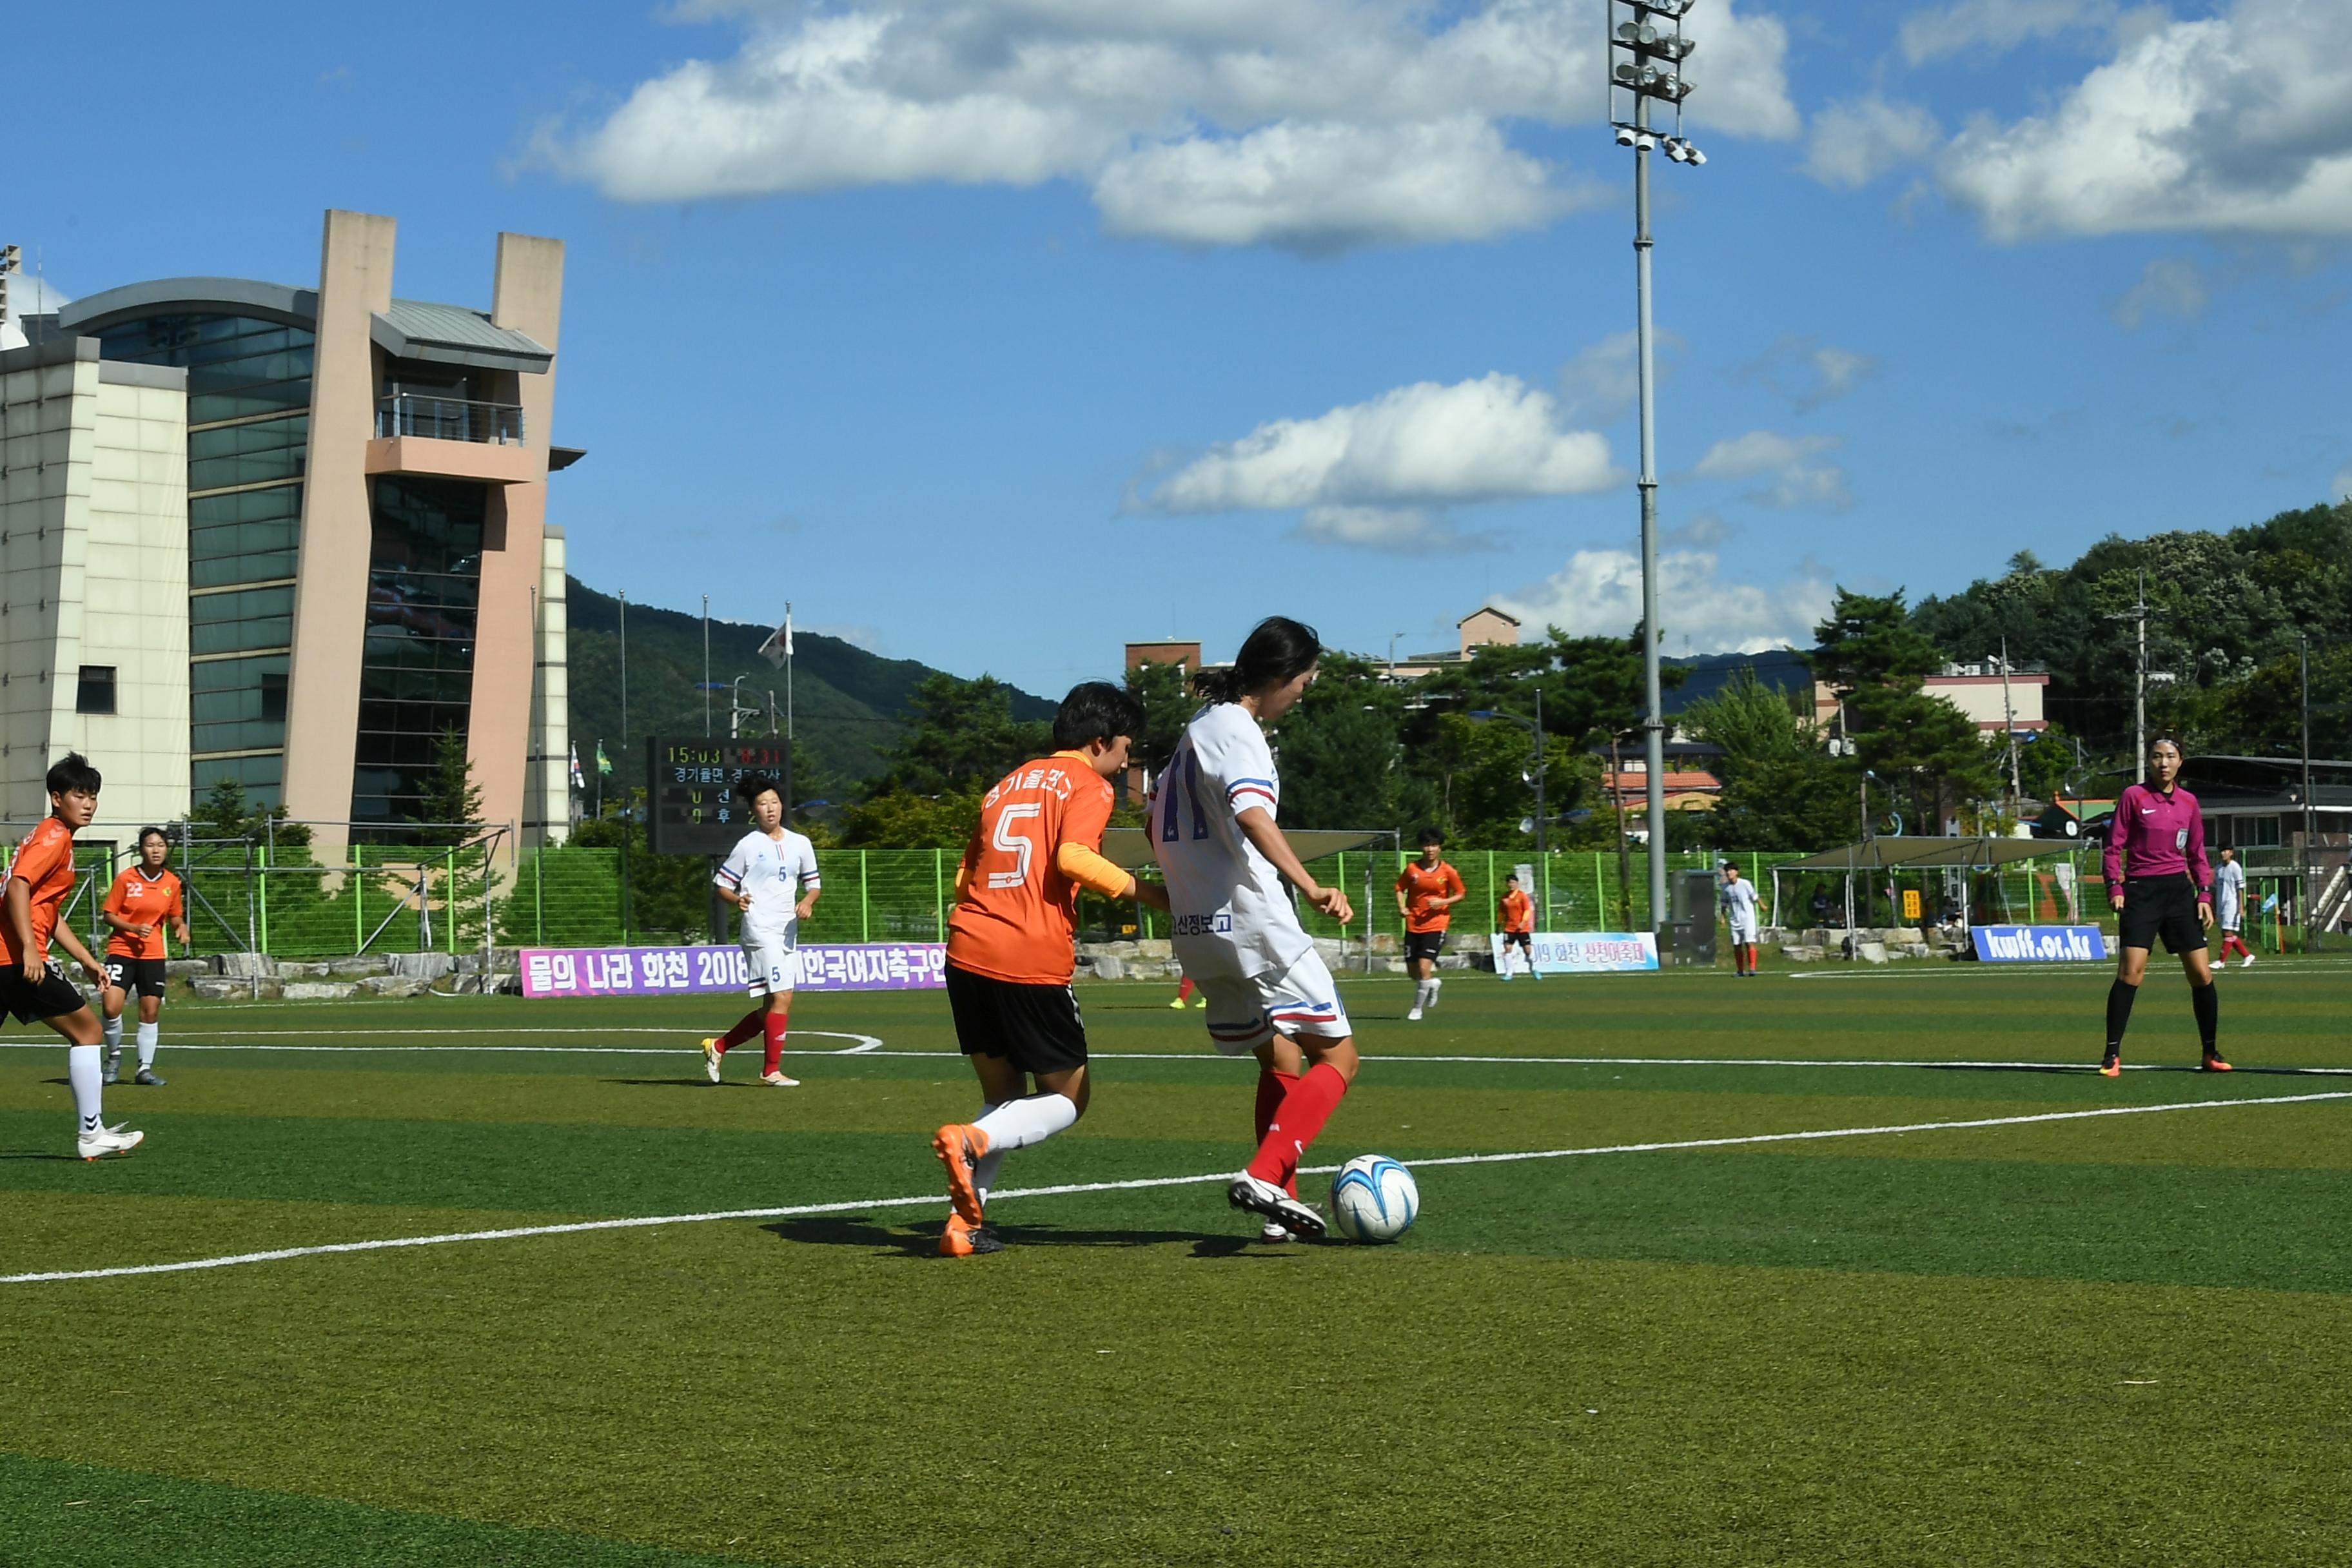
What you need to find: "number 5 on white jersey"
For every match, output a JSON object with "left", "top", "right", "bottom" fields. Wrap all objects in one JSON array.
[{"left": 987, "top": 802, "right": 1042, "bottom": 890}]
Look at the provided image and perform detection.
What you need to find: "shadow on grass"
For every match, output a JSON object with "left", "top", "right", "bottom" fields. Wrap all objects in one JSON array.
[
  {"left": 601, "top": 1079, "right": 758, "bottom": 1089},
  {"left": 1916, "top": 1061, "right": 2341, "bottom": 1080},
  {"left": 763, "top": 1215, "right": 1297, "bottom": 1260}
]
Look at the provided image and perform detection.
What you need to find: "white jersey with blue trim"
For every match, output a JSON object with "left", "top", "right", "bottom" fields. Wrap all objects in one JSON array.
[
  {"left": 1150, "top": 701, "right": 1312, "bottom": 981},
  {"left": 1720, "top": 877, "right": 1759, "bottom": 930},
  {"left": 715, "top": 828, "right": 821, "bottom": 945}
]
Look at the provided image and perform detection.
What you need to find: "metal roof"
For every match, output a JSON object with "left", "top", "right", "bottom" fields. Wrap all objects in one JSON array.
[{"left": 373, "top": 299, "right": 550, "bottom": 373}]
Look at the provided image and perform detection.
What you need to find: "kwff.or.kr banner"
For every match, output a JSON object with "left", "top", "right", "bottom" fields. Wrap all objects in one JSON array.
[
  {"left": 520, "top": 943, "right": 947, "bottom": 999},
  {"left": 1969, "top": 925, "right": 2109, "bottom": 963}
]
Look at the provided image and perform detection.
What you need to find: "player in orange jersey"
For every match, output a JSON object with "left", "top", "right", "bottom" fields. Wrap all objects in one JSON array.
[
  {"left": 99, "top": 827, "right": 190, "bottom": 1086},
  {"left": 1497, "top": 872, "right": 1538, "bottom": 981},
  {"left": 3, "top": 754, "right": 142, "bottom": 1159},
  {"left": 1395, "top": 827, "right": 1465, "bottom": 1019},
  {"left": 931, "top": 683, "right": 1169, "bottom": 1257}
]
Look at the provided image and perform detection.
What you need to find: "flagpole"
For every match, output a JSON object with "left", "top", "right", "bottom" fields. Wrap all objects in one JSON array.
[{"left": 785, "top": 601, "right": 795, "bottom": 817}]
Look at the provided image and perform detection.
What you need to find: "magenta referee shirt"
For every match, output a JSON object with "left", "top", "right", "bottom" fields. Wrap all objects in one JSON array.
[{"left": 2102, "top": 781, "right": 2211, "bottom": 894}]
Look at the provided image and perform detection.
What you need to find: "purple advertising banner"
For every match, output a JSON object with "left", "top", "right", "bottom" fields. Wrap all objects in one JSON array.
[{"left": 520, "top": 943, "right": 947, "bottom": 999}]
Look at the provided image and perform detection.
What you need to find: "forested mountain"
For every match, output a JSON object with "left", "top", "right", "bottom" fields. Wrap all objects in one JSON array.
[
  {"left": 564, "top": 579, "right": 1054, "bottom": 794},
  {"left": 1912, "top": 500, "right": 2352, "bottom": 762}
]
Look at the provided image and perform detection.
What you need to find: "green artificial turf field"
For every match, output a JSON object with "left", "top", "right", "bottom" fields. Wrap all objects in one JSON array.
[{"left": 5, "top": 961, "right": 2352, "bottom": 1565}]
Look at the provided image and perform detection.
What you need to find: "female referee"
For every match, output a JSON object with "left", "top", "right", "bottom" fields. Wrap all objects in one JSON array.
[{"left": 2101, "top": 734, "right": 2230, "bottom": 1076}]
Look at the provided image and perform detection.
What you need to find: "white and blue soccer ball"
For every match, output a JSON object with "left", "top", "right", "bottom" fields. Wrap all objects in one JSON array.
[{"left": 1329, "top": 1155, "right": 1418, "bottom": 1244}]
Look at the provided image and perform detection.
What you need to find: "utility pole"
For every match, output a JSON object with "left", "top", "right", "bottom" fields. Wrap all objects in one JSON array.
[
  {"left": 1608, "top": 0, "right": 1701, "bottom": 945},
  {"left": 2302, "top": 634, "right": 2315, "bottom": 946},
  {"left": 2133, "top": 569, "right": 2148, "bottom": 767},
  {"left": 1998, "top": 638, "right": 2021, "bottom": 812},
  {"left": 618, "top": 591, "right": 629, "bottom": 763},
  {"left": 702, "top": 594, "right": 712, "bottom": 738}
]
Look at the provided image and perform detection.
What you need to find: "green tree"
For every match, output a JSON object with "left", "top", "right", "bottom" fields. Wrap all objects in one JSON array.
[
  {"left": 1268, "top": 654, "right": 1414, "bottom": 830},
  {"left": 1678, "top": 666, "right": 1810, "bottom": 779},
  {"left": 839, "top": 789, "right": 985, "bottom": 851},
  {"left": 1122, "top": 659, "right": 1197, "bottom": 772},
  {"left": 413, "top": 728, "right": 488, "bottom": 945},
  {"left": 1810, "top": 589, "right": 1939, "bottom": 693},
  {"left": 867, "top": 673, "right": 1051, "bottom": 798}
]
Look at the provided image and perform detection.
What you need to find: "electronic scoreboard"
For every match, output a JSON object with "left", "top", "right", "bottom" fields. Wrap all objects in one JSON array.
[{"left": 645, "top": 737, "right": 793, "bottom": 856}]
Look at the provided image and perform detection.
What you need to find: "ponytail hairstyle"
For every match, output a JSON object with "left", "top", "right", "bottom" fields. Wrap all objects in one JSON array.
[{"left": 1193, "top": 616, "right": 1322, "bottom": 704}]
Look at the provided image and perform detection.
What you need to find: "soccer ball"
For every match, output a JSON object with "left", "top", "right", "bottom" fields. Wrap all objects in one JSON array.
[{"left": 1329, "top": 1155, "right": 1418, "bottom": 1244}]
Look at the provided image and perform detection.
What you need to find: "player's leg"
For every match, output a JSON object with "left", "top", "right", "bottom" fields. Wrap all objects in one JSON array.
[
  {"left": 702, "top": 988, "right": 766, "bottom": 1083},
  {"left": 1228, "top": 954, "right": 1355, "bottom": 1237},
  {"left": 758, "top": 959, "right": 799, "bottom": 1086},
  {"left": 99, "top": 959, "right": 128, "bottom": 1083},
  {"left": 936, "top": 975, "right": 1088, "bottom": 1253},
  {"left": 2180, "top": 941, "right": 2228, "bottom": 1070},
  {"left": 2103, "top": 941, "right": 2149, "bottom": 1075},
  {"left": 133, "top": 975, "right": 166, "bottom": 1084},
  {"left": 1172, "top": 974, "right": 1194, "bottom": 1010},
  {"left": 44, "top": 994, "right": 141, "bottom": 1158}
]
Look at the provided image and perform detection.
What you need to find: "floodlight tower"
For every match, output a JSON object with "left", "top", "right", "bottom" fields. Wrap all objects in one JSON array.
[{"left": 1608, "top": 0, "right": 1703, "bottom": 941}]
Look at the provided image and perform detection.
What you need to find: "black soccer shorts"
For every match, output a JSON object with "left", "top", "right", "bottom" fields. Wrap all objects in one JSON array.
[
  {"left": 1404, "top": 930, "right": 1447, "bottom": 965},
  {"left": 945, "top": 963, "right": 1089, "bottom": 1076},
  {"left": 104, "top": 956, "right": 169, "bottom": 999},
  {"left": 1, "top": 961, "right": 92, "bottom": 1024},
  {"left": 2118, "top": 878, "right": 2208, "bottom": 955}
]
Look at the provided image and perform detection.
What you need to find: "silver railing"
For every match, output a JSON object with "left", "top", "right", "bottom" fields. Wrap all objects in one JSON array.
[{"left": 375, "top": 393, "right": 524, "bottom": 445}]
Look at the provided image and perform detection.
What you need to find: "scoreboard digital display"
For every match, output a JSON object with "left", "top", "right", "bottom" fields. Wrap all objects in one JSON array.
[{"left": 645, "top": 738, "right": 794, "bottom": 856}]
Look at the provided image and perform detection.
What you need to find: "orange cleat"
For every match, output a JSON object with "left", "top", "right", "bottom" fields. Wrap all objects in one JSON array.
[
  {"left": 2099, "top": 1054, "right": 2122, "bottom": 1079},
  {"left": 932, "top": 1122, "right": 991, "bottom": 1226},
  {"left": 2200, "top": 1054, "right": 2234, "bottom": 1072},
  {"left": 938, "top": 1213, "right": 1005, "bottom": 1257}
]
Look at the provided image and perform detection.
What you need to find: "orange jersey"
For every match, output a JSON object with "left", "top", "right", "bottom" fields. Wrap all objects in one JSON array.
[
  {"left": 947, "top": 752, "right": 1117, "bottom": 985},
  {"left": 1396, "top": 859, "right": 1465, "bottom": 933},
  {"left": 1500, "top": 888, "right": 1533, "bottom": 933},
  {"left": 1, "top": 818, "right": 80, "bottom": 968},
  {"left": 104, "top": 867, "right": 185, "bottom": 959}
]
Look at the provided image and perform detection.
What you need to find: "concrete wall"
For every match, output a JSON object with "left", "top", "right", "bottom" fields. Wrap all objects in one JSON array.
[
  {"left": 283, "top": 209, "right": 396, "bottom": 845},
  {"left": 0, "top": 340, "right": 190, "bottom": 828},
  {"left": 526, "top": 524, "right": 570, "bottom": 845},
  {"left": 471, "top": 231, "right": 564, "bottom": 843}
]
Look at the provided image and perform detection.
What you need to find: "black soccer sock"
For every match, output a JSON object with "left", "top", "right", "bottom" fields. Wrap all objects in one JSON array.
[
  {"left": 2191, "top": 979, "right": 2219, "bottom": 1054},
  {"left": 2104, "top": 979, "right": 2139, "bottom": 1054}
]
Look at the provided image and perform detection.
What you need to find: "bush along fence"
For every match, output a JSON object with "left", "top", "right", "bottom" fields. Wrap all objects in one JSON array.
[{"left": 13, "top": 829, "right": 2321, "bottom": 965}]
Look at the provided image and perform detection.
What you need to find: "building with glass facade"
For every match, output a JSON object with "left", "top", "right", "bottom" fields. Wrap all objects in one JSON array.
[{"left": 2, "top": 210, "right": 573, "bottom": 848}]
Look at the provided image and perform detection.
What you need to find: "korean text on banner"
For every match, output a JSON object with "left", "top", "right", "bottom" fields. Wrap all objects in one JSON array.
[
  {"left": 521, "top": 944, "right": 948, "bottom": 999},
  {"left": 1491, "top": 932, "right": 1660, "bottom": 975}
]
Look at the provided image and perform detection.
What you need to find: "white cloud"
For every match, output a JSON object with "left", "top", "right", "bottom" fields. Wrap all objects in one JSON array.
[
  {"left": 1690, "top": 429, "right": 1851, "bottom": 508},
  {"left": 2112, "top": 256, "right": 2208, "bottom": 328},
  {"left": 1295, "top": 505, "right": 1497, "bottom": 553},
  {"left": 1732, "top": 335, "right": 1880, "bottom": 411},
  {"left": 1138, "top": 373, "right": 1620, "bottom": 518},
  {"left": 546, "top": 0, "right": 1799, "bottom": 249},
  {"left": 1802, "top": 95, "right": 1943, "bottom": 189},
  {"left": 1939, "top": 0, "right": 2352, "bottom": 240},
  {"left": 1556, "top": 328, "right": 1689, "bottom": 424},
  {"left": 2334, "top": 466, "right": 2352, "bottom": 502},
  {"left": 1497, "top": 549, "right": 1832, "bottom": 653},
  {"left": 1898, "top": 0, "right": 2119, "bottom": 65}
]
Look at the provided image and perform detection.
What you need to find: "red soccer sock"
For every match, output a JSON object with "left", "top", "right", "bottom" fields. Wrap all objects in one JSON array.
[
  {"left": 1246, "top": 1062, "right": 1349, "bottom": 1188},
  {"left": 1178, "top": 976, "right": 1194, "bottom": 1001},
  {"left": 1254, "top": 1068, "right": 1301, "bottom": 1198},
  {"left": 716, "top": 1008, "right": 763, "bottom": 1054},
  {"left": 763, "top": 1007, "right": 790, "bottom": 1075}
]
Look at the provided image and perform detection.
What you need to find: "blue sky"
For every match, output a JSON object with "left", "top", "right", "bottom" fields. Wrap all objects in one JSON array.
[{"left": 16, "top": 1, "right": 2350, "bottom": 696}]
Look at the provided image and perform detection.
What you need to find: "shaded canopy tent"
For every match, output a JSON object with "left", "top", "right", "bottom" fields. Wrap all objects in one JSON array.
[{"left": 1770, "top": 836, "right": 2086, "bottom": 934}]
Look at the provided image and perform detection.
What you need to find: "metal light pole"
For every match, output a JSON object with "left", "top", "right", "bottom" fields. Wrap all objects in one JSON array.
[
  {"left": 1609, "top": 0, "right": 1701, "bottom": 938},
  {"left": 1995, "top": 639, "right": 2021, "bottom": 811}
]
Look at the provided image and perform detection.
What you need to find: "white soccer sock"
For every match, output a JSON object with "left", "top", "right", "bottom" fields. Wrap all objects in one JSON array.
[
  {"left": 968, "top": 1102, "right": 1004, "bottom": 1202},
  {"left": 69, "top": 1045, "right": 104, "bottom": 1135},
  {"left": 103, "top": 1014, "right": 122, "bottom": 1052},
  {"left": 974, "top": 1093, "right": 1079, "bottom": 1156},
  {"left": 137, "top": 1021, "right": 160, "bottom": 1070}
]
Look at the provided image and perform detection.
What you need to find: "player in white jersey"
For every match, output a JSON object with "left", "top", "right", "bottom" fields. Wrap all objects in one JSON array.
[
  {"left": 1720, "top": 862, "right": 1762, "bottom": 977},
  {"left": 701, "top": 774, "right": 822, "bottom": 1086},
  {"left": 1152, "top": 616, "right": 1357, "bottom": 1240}
]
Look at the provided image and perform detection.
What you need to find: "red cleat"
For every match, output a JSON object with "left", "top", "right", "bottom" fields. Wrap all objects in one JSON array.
[
  {"left": 2200, "top": 1054, "right": 2233, "bottom": 1072},
  {"left": 2099, "top": 1054, "right": 2122, "bottom": 1079},
  {"left": 932, "top": 1122, "right": 991, "bottom": 1226}
]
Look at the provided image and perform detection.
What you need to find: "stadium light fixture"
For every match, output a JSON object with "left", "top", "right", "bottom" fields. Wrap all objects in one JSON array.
[{"left": 1606, "top": 0, "right": 1708, "bottom": 948}]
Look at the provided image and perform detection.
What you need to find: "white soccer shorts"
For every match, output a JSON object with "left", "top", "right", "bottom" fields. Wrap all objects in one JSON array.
[
  {"left": 1197, "top": 948, "right": 1351, "bottom": 1057},
  {"left": 744, "top": 937, "right": 800, "bottom": 997},
  {"left": 1728, "top": 921, "right": 1759, "bottom": 944}
]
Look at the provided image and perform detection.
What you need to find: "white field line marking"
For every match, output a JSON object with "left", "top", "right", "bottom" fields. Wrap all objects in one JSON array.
[
  {"left": 0, "top": 1030, "right": 886, "bottom": 1055},
  {"left": 7, "top": 1090, "right": 2346, "bottom": 1287},
  {"left": 5, "top": 1042, "right": 2348, "bottom": 1076}
]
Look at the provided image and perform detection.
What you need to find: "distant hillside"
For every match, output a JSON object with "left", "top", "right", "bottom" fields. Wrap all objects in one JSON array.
[{"left": 565, "top": 580, "right": 1055, "bottom": 791}]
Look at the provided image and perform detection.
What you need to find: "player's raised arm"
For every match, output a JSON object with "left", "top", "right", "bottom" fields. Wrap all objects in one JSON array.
[{"left": 1235, "top": 807, "right": 1351, "bottom": 925}]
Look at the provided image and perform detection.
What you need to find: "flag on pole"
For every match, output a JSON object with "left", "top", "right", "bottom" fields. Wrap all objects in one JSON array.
[
  {"left": 569, "top": 744, "right": 586, "bottom": 792},
  {"left": 759, "top": 614, "right": 795, "bottom": 669},
  {"left": 595, "top": 741, "right": 612, "bottom": 777}
]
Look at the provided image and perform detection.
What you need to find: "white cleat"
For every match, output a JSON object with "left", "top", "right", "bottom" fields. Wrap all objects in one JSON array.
[
  {"left": 2242, "top": 954, "right": 2257, "bottom": 968},
  {"left": 78, "top": 1126, "right": 144, "bottom": 1161},
  {"left": 1427, "top": 979, "right": 1442, "bottom": 1010},
  {"left": 1259, "top": 1219, "right": 1294, "bottom": 1243},
  {"left": 760, "top": 1070, "right": 800, "bottom": 1087},
  {"left": 1228, "top": 1172, "right": 1326, "bottom": 1239},
  {"left": 701, "top": 1037, "right": 723, "bottom": 1083},
  {"left": 1406, "top": 1007, "right": 1423, "bottom": 1021}
]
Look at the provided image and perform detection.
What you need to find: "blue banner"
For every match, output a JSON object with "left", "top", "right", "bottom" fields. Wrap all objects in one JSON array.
[{"left": 1970, "top": 925, "right": 2108, "bottom": 963}]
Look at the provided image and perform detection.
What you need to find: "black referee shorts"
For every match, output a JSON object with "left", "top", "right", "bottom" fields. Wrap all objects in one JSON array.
[
  {"left": 2118, "top": 878, "right": 2208, "bottom": 955},
  {"left": 1, "top": 961, "right": 91, "bottom": 1024},
  {"left": 945, "top": 963, "right": 1088, "bottom": 1077}
]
